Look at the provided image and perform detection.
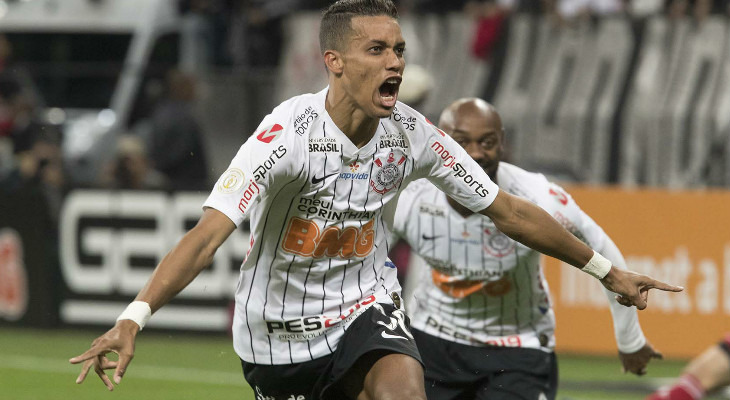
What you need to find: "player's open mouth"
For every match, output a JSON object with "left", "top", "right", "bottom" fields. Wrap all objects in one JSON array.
[{"left": 379, "top": 77, "right": 401, "bottom": 108}]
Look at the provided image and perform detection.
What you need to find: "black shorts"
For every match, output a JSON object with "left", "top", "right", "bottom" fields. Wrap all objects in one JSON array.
[
  {"left": 413, "top": 328, "right": 558, "bottom": 400},
  {"left": 241, "top": 302, "right": 422, "bottom": 400}
]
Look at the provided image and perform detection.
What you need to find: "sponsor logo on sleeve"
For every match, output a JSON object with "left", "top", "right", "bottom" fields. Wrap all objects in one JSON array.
[
  {"left": 426, "top": 117, "right": 447, "bottom": 136},
  {"left": 237, "top": 179, "right": 261, "bottom": 215},
  {"left": 256, "top": 124, "right": 284, "bottom": 143},
  {"left": 253, "top": 145, "right": 287, "bottom": 181},
  {"left": 549, "top": 187, "right": 569, "bottom": 205},
  {"left": 431, "top": 141, "right": 490, "bottom": 198},
  {"left": 216, "top": 168, "right": 246, "bottom": 194}
]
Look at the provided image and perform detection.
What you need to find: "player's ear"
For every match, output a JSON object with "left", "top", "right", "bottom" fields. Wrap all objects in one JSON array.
[{"left": 324, "top": 50, "right": 344, "bottom": 76}]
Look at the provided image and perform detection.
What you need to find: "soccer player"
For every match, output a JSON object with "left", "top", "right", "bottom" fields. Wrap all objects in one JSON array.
[
  {"left": 69, "top": 1, "right": 682, "bottom": 399},
  {"left": 389, "top": 97, "right": 665, "bottom": 399},
  {"left": 647, "top": 333, "right": 730, "bottom": 400}
]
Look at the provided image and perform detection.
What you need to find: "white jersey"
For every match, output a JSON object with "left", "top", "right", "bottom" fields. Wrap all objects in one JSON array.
[
  {"left": 204, "top": 88, "right": 499, "bottom": 364},
  {"left": 393, "top": 162, "right": 608, "bottom": 351}
]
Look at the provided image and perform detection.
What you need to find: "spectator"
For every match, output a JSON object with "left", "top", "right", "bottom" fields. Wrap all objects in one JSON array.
[
  {"left": 179, "top": 0, "right": 233, "bottom": 72},
  {"left": 228, "top": 0, "right": 302, "bottom": 68},
  {"left": 1, "top": 125, "right": 66, "bottom": 222},
  {"left": 99, "top": 135, "right": 169, "bottom": 191},
  {"left": 146, "top": 70, "right": 209, "bottom": 191}
]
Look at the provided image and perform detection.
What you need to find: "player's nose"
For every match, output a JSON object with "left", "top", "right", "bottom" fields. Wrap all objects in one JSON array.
[{"left": 385, "top": 49, "right": 402, "bottom": 71}]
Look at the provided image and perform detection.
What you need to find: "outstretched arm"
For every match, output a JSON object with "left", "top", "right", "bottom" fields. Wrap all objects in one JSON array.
[
  {"left": 480, "top": 190, "right": 683, "bottom": 310},
  {"left": 69, "top": 208, "right": 236, "bottom": 390},
  {"left": 599, "top": 236, "right": 665, "bottom": 375}
]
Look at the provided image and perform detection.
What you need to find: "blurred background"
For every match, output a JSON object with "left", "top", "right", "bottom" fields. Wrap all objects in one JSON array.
[{"left": 1, "top": 0, "right": 729, "bottom": 399}]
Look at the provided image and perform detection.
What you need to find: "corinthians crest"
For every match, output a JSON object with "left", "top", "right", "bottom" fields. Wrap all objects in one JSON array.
[{"left": 370, "top": 151, "right": 406, "bottom": 194}]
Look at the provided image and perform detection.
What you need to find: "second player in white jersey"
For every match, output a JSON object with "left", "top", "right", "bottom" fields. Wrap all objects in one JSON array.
[
  {"left": 204, "top": 88, "right": 498, "bottom": 364},
  {"left": 393, "top": 165, "right": 645, "bottom": 352}
]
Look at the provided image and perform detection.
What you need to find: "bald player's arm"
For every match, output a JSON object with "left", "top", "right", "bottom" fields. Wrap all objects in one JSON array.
[{"left": 480, "top": 190, "right": 683, "bottom": 310}]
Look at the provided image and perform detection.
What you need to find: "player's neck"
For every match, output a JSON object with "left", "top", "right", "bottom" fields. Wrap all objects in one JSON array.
[{"left": 326, "top": 88, "right": 379, "bottom": 148}]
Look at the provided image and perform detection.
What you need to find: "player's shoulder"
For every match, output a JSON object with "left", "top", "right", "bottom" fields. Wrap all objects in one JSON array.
[
  {"left": 497, "top": 162, "right": 551, "bottom": 199},
  {"left": 267, "top": 89, "right": 326, "bottom": 141},
  {"left": 383, "top": 101, "right": 442, "bottom": 142}
]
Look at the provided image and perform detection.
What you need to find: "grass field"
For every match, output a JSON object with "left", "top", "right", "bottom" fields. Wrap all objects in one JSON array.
[{"left": 1, "top": 327, "right": 727, "bottom": 400}]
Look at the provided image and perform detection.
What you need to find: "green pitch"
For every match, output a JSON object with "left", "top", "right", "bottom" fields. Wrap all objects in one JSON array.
[{"left": 0, "top": 327, "right": 722, "bottom": 400}]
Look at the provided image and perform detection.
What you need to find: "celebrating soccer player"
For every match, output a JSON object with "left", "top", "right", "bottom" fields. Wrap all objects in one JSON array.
[{"left": 70, "top": 1, "right": 682, "bottom": 398}]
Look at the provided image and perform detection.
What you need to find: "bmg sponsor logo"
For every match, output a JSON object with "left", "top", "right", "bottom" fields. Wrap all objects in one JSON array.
[{"left": 282, "top": 218, "right": 374, "bottom": 258}]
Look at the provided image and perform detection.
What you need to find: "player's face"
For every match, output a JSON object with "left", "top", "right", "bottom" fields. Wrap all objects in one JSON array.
[
  {"left": 447, "top": 110, "right": 504, "bottom": 179},
  {"left": 339, "top": 16, "right": 406, "bottom": 118}
]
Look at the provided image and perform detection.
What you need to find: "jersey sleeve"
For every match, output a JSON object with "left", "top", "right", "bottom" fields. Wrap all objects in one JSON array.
[
  {"left": 543, "top": 181, "right": 606, "bottom": 250},
  {"left": 203, "top": 110, "right": 300, "bottom": 226},
  {"left": 414, "top": 124, "right": 499, "bottom": 212}
]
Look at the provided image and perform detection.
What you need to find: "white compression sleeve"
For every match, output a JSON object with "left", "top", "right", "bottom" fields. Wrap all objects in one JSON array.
[{"left": 599, "top": 236, "right": 647, "bottom": 353}]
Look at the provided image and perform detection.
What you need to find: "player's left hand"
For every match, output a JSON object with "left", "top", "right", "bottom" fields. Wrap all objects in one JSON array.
[
  {"left": 619, "top": 343, "right": 663, "bottom": 376},
  {"left": 600, "top": 267, "right": 683, "bottom": 310}
]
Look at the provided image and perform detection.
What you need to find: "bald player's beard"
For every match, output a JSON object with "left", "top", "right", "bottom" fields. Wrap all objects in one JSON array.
[{"left": 483, "top": 161, "right": 499, "bottom": 183}]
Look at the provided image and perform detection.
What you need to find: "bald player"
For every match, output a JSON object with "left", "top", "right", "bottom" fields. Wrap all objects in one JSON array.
[{"left": 390, "top": 98, "right": 664, "bottom": 399}]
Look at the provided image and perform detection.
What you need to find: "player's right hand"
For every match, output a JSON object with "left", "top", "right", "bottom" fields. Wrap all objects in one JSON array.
[
  {"left": 69, "top": 319, "right": 140, "bottom": 391},
  {"left": 600, "top": 267, "right": 684, "bottom": 310}
]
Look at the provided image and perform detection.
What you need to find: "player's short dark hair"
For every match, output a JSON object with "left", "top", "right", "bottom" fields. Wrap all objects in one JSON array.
[{"left": 319, "top": 0, "right": 399, "bottom": 54}]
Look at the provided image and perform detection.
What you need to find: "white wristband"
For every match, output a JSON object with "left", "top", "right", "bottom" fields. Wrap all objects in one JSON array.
[
  {"left": 582, "top": 251, "right": 612, "bottom": 279},
  {"left": 117, "top": 301, "right": 152, "bottom": 330}
]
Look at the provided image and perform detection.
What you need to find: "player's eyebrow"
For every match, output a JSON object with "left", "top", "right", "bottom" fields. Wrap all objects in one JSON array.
[
  {"left": 452, "top": 129, "right": 497, "bottom": 137},
  {"left": 367, "top": 39, "right": 406, "bottom": 48}
]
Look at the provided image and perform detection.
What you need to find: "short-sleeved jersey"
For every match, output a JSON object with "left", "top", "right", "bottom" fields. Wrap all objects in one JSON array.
[
  {"left": 204, "top": 88, "right": 499, "bottom": 364},
  {"left": 392, "top": 162, "right": 606, "bottom": 351}
]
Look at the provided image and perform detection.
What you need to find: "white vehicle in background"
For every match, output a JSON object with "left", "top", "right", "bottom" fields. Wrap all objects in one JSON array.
[{"left": 0, "top": 0, "right": 183, "bottom": 185}]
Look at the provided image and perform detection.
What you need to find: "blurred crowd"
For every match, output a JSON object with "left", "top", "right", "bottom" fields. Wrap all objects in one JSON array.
[{"left": 1, "top": 0, "right": 729, "bottom": 223}]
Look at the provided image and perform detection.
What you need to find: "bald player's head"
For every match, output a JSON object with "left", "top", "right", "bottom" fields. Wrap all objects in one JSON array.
[{"left": 438, "top": 98, "right": 504, "bottom": 180}]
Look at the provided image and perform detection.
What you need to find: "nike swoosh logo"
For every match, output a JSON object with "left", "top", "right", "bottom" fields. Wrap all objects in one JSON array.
[
  {"left": 381, "top": 331, "right": 408, "bottom": 340},
  {"left": 311, "top": 172, "right": 338, "bottom": 185},
  {"left": 421, "top": 234, "right": 441, "bottom": 241}
]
